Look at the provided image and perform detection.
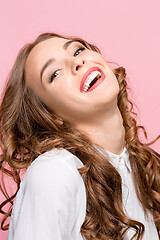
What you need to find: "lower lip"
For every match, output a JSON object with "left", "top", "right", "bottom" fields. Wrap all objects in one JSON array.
[{"left": 84, "top": 70, "right": 106, "bottom": 93}]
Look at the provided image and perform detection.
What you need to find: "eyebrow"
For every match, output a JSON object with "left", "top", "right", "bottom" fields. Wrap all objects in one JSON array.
[{"left": 40, "top": 40, "right": 80, "bottom": 82}]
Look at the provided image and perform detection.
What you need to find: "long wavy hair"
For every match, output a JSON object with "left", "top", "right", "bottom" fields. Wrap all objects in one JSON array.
[{"left": 0, "top": 32, "right": 160, "bottom": 240}]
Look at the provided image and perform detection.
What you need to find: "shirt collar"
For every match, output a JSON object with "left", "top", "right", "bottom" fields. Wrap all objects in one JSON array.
[
  {"left": 105, "top": 146, "right": 131, "bottom": 172},
  {"left": 93, "top": 143, "right": 131, "bottom": 172}
]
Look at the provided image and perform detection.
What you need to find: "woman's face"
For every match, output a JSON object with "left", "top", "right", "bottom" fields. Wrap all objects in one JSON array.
[{"left": 25, "top": 37, "right": 119, "bottom": 124}]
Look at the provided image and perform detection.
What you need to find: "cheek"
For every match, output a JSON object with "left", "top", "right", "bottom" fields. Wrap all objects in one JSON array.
[
  {"left": 114, "top": 80, "right": 120, "bottom": 96},
  {"left": 41, "top": 87, "right": 73, "bottom": 114},
  {"left": 111, "top": 75, "right": 120, "bottom": 96}
]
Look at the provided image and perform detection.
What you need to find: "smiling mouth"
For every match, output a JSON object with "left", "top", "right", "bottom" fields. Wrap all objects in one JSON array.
[
  {"left": 83, "top": 73, "right": 101, "bottom": 92},
  {"left": 80, "top": 67, "right": 106, "bottom": 93}
]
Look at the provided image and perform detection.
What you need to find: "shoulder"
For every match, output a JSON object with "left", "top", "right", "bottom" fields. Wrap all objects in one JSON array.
[
  {"left": 10, "top": 149, "right": 86, "bottom": 237},
  {"left": 20, "top": 148, "right": 84, "bottom": 191},
  {"left": 27, "top": 147, "right": 84, "bottom": 175}
]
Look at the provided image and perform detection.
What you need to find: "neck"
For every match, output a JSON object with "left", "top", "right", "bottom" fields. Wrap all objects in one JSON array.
[{"left": 76, "top": 106, "right": 125, "bottom": 155}]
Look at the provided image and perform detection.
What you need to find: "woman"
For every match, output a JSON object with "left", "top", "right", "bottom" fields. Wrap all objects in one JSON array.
[{"left": 0, "top": 32, "right": 160, "bottom": 240}]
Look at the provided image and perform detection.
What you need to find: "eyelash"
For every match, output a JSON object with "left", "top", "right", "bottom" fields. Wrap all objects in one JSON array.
[{"left": 49, "top": 47, "right": 86, "bottom": 83}]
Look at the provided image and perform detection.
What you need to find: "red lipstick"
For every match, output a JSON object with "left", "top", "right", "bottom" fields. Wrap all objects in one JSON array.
[{"left": 80, "top": 67, "right": 106, "bottom": 93}]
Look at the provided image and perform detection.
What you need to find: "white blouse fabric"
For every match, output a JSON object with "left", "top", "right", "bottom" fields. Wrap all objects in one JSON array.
[{"left": 7, "top": 146, "right": 159, "bottom": 240}]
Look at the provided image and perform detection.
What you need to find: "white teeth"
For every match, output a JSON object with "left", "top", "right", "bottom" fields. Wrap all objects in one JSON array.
[
  {"left": 82, "top": 70, "right": 101, "bottom": 92},
  {"left": 85, "top": 82, "right": 90, "bottom": 87}
]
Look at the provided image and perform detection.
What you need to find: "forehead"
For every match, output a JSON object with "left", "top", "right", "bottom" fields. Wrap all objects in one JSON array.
[
  {"left": 25, "top": 37, "right": 70, "bottom": 84},
  {"left": 26, "top": 37, "right": 69, "bottom": 67}
]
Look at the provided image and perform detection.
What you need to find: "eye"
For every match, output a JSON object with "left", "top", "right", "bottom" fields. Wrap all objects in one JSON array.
[
  {"left": 49, "top": 69, "right": 61, "bottom": 83},
  {"left": 74, "top": 47, "right": 85, "bottom": 57},
  {"left": 48, "top": 47, "right": 85, "bottom": 83}
]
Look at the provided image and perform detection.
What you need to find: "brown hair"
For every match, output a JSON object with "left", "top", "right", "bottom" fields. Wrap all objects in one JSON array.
[{"left": 0, "top": 32, "right": 160, "bottom": 239}]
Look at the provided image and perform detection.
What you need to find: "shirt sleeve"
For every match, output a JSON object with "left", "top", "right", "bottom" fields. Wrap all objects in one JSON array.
[{"left": 9, "top": 155, "right": 80, "bottom": 240}]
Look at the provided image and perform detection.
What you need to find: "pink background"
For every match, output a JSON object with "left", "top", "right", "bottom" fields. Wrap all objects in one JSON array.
[{"left": 0, "top": 0, "right": 160, "bottom": 239}]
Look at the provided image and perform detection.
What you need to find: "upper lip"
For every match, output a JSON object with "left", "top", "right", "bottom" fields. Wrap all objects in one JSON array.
[{"left": 80, "top": 67, "right": 103, "bottom": 92}]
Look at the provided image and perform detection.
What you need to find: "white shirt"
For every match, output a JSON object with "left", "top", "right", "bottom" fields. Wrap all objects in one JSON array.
[
  {"left": 104, "top": 147, "right": 159, "bottom": 239},
  {"left": 7, "top": 146, "right": 159, "bottom": 240}
]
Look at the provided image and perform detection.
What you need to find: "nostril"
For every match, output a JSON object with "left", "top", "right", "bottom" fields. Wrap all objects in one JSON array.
[{"left": 75, "top": 61, "right": 85, "bottom": 71}]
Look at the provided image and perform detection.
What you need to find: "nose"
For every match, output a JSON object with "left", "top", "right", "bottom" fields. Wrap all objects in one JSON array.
[{"left": 72, "top": 57, "right": 85, "bottom": 74}]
